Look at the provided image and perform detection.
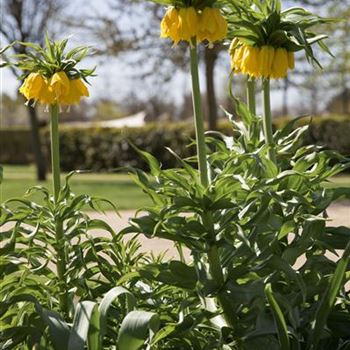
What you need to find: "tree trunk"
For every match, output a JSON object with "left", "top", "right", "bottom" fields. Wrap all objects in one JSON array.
[
  {"left": 27, "top": 104, "right": 47, "bottom": 181},
  {"left": 205, "top": 46, "right": 219, "bottom": 130}
]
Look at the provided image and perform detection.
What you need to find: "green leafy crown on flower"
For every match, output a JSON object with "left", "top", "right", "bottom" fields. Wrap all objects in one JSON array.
[
  {"left": 1, "top": 34, "right": 95, "bottom": 82},
  {"left": 223, "top": 0, "right": 336, "bottom": 67}
]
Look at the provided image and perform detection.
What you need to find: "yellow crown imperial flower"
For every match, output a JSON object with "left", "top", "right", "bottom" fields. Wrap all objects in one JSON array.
[
  {"left": 50, "top": 71, "right": 71, "bottom": 100},
  {"left": 19, "top": 70, "right": 90, "bottom": 106},
  {"left": 231, "top": 46, "right": 245, "bottom": 73},
  {"left": 260, "top": 46, "right": 275, "bottom": 78},
  {"left": 271, "top": 48, "right": 289, "bottom": 79},
  {"left": 160, "top": 7, "right": 199, "bottom": 44},
  {"left": 177, "top": 7, "right": 199, "bottom": 42},
  {"left": 198, "top": 8, "right": 227, "bottom": 44},
  {"left": 38, "top": 79, "right": 55, "bottom": 105},
  {"left": 241, "top": 46, "right": 261, "bottom": 78},
  {"left": 19, "top": 73, "right": 45, "bottom": 101},
  {"left": 160, "top": 7, "right": 181, "bottom": 44},
  {"left": 60, "top": 78, "right": 90, "bottom": 105},
  {"left": 160, "top": 6, "right": 226, "bottom": 46},
  {"left": 230, "top": 41, "right": 295, "bottom": 79},
  {"left": 11, "top": 36, "right": 94, "bottom": 108}
]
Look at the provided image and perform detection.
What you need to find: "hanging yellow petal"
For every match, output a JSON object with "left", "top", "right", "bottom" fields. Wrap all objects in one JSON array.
[
  {"left": 228, "top": 38, "right": 240, "bottom": 57},
  {"left": 160, "top": 7, "right": 199, "bottom": 44},
  {"left": 60, "top": 78, "right": 89, "bottom": 105},
  {"left": 271, "top": 48, "right": 289, "bottom": 79},
  {"left": 260, "top": 46, "right": 275, "bottom": 78},
  {"left": 178, "top": 7, "right": 199, "bottom": 42},
  {"left": 160, "top": 7, "right": 181, "bottom": 44},
  {"left": 19, "top": 73, "right": 45, "bottom": 101},
  {"left": 231, "top": 46, "right": 245, "bottom": 72},
  {"left": 50, "top": 71, "right": 70, "bottom": 100},
  {"left": 37, "top": 78, "right": 55, "bottom": 105},
  {"left": 241, "top": 46, "right": 261, "bottom": 78},
  {"left": 198, "top": 8, "right": 227, "bottom": 43}
]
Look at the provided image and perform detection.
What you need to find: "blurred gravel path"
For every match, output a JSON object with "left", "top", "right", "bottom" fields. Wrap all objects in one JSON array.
[{"left": 89, "top": 201, "right": 350, "bottom": 257}]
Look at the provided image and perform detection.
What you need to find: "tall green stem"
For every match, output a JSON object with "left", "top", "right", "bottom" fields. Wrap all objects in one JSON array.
[
  {"left": 50, "top": 104, "right": 68, "bottom": 316},
  {"left": 190, "top": 41, "right": 234, "bottom": 328},
  {"left": 262, "top": 79, "right": 276, "bottom": 162},
  {"left": 246, "top": 77, "right": 256, "bottom": 115},
  {"left": 190, "top": 41, "right": 209, "bottom": 187},
  {"left": 50, "top": 104, "right": 61, "bottom": 201}
]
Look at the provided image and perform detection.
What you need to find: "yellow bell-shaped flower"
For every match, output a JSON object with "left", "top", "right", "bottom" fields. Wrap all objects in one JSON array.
[
  {"left": 160, "top": 7, "right": 199, "bottom": 44},
  {"left": 160, "top": 7, "right": 181, "bottom": 44},
  {"left": 228, "top": 38, "right": 239, "bottom": 58},
  {"left": 50, "top": 71, "right": 70, "bottom": 102},
  {"left": 60, "top": 78, "right": 89, "bottom": 105},
  {"left": 260, "top": 46, "right": 275, "bottom": 78},
  {"left": 37, "top": 78, "right": 55, "bottom": 105},
  {"left": 229, "top": 41, "right": 295, "bottom": 79},
  {"left": 231, "top": 45, "right": 245, "bottom": 72},
  {"left": 177, "top": 7, "right": 199, "bottom": 42},
  {"left": 271, "top": 48, "right": 289, "bottom": 79},
  {"left": 198, "top": 8, "right": 227, "bottom": 43},
  {"left": 241, "top": 46, "right": 261, "bottom": 78},
  {"left": 19, "top": 73, "right": 45, "bottom": 101}
]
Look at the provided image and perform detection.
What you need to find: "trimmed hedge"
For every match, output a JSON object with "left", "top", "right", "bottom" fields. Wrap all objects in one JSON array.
[
  {"left": 50, "top": 123, "right": 200, "bottom": 171},
  {"left": 1, "top": 115, "right": 349, "bottom": 171},
  {"left": 0, "top": 128, "right": 34, "bottom": 164}
]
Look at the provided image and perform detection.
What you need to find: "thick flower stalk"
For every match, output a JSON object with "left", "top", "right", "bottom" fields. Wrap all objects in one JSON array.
[
  {"left": 160, "top": 6, "right": 227, "bottom": 45},
  {"left": 229, "top": 43, "right": 295, "bottom": 79}
]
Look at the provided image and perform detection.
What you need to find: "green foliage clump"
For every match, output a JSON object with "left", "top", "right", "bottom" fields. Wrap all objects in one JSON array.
[
  {"left": 122, "top": 100, "right": 350, "bottom": 349},
  {"left": 0, "top": 175, "right": 146, "bottom": 348}
]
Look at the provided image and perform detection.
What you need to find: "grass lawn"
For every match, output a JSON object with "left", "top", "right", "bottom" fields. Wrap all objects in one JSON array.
[
  {"left": 1, "top": 165, "right": 350, "bottom": 210},
  {"left": 1, "top": 165, "right": 151, "bottom": 210}
]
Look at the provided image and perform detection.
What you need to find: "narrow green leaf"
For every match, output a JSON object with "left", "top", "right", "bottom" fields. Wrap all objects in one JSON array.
[
  {"left": 308, "top": 242, "right": 350, "bottom": 350},
  {"left": 265, "top": 284, "right": 290, "bottom": 350}
]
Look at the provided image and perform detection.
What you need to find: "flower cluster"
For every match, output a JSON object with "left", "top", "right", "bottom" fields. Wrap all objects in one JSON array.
[
  {"left": 19, "top": 71, "right": 89, "bottom": 106},
  {"left": 229, "top": 42, "right": 295, "bottom": 79},
  {"left": 160, "top": 7, "right": 227, "bottom": 45}
]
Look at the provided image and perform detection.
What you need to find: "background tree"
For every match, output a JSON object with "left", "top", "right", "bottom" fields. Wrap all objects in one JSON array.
[
  {"left": 1, "top": 0, "right": 67, "bottom": 180},
  {"left": 287, "top": 0, "right": 350, "bottom": 115}
]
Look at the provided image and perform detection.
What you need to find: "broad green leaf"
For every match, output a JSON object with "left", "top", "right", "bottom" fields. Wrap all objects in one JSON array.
[
  {"left": 98, "top": 287, "right": 136, "bottom": 349},
  {"left": 68, "top": 301, "right": 99, "bottom": 350},
  {"left": 117, "top": 311, "right": 160, "bottom": 350},
  {"left": 37, "top": 308, "right": 70, "bottom": 350}
]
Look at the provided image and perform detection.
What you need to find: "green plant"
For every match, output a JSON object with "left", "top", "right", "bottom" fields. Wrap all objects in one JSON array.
[
  {"left": 0, "top": 173, "right": 148, "bottom": 349},
  {"left": 122, "top": 98, "right": 350, "bottom": 349}
]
